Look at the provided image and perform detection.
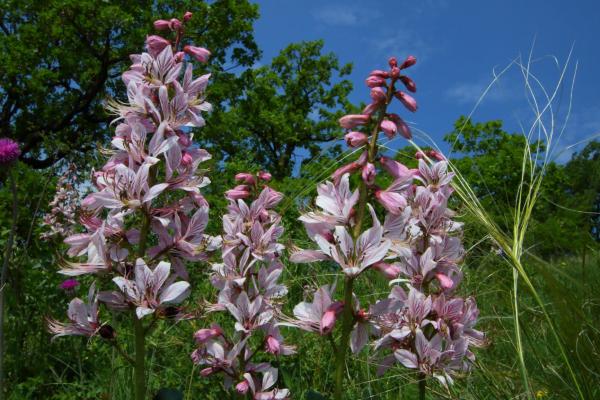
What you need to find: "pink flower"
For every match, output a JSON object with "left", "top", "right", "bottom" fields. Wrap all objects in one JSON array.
[
  {"left": 399, "top": 75, "right": 417, "bottom": 93},
  {"left": 369, "top": 69, "right": 390, "bottom": 78},
  {"left": 362, "top": 163, "right": 376, "bottom": 185},
  {"left": 153, "top": 19, "right": 171, "bottom": 30},
  {"left": 236, "top": 380, "right": 250, "bottom": 394},
  {"left": 345, "top": 131, "right": 368, "bottom": 147},
  {"left": 370, "top": 87, "right": 387, "bottom": 103},
  {"left": 339, "top": 114, "right": 370, "bottom": 129},
  {"left": 379, "top": 157, "right": 415, "bottom": 181},
  {"left": 235, "top": 172, "right": 256, "bottom": 185},
  {"left": 427, "top": 150, "right": 445, "bottom": 161},
  {"left": 194, "top": 324, "right": 223, "bottom": 343},
  {"left": 184, "top": 45, "right": 211, "bottom": 63},
  {"left": 258, "top": 171, "right": 272, "bottom": 181},
  {"left": 366, "top": 75, "right": 386, "bottom": 88},
  {"left": 59, "top": 279, "right": 80, "bottom": 291},
  {"left": 388, "top": 57, "right": 398, "bottom": 67},
  {"left": 399, "top": 55, "right": 417, "bottom": 69},
  {"left": 0, "top": 138, "right": 20, "bottom": 165},
  {"left": 394, "top": 91, "right": 418, "bottom": 112},
  {"left": 183, "top": 11, "right": 193, "bottom": 22},
  {"left": 387, "top": 113, "right": 412, "bottom": 139},
  {"left": 145, "top": 35, "right": 171, "bottom": 57},
  {"left": 266, "top": 335, "right": 281, "bottom": 354},
  {"left": 320, "top": 302, "right": 343, "bottom": 335},
  {"left": 375, "top": 190, "right": 407, "bottom": 214},
  {"left": 225, "top": 185, "right": 251, "bottom": 200},
  {"left": 169, "top": 18, "right": 182, "bottom": 31},
  {"left": 380, "top": 120, "right": 397, "bottom": 139}
]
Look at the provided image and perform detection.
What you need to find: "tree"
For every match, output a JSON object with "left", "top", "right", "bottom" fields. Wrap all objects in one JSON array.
[
  {"left": 0, "top": 0, "right": 260, "bottom": 169},
  {"left": 202, "top": 40, "right": 354, "bottom": 179}
]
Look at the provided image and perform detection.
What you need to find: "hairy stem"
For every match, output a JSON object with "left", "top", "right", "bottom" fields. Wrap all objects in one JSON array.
[
  {"left": 0, "top": 169, "right": 17, "bottom": 400},
  {"left": 333, "top": 276, "right": 355, "bottom": 400}
]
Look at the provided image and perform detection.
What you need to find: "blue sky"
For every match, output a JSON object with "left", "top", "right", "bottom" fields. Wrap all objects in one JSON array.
[{"left": 251, "top": 0, "right": 600, "bottom": 162}]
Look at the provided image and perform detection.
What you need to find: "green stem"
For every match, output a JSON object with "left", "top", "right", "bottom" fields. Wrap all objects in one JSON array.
[
  {"left": 418, "top": 372, "right": 426, "bottom": 400},
  {"left": 333, "top": 276, "right": 355, "bottom": 400},
  {"left": 0, "top": 169, "right": 17, "bottom": 400},
  {"left": 134, "top": 316, "right": 146, "bottom": 400}
]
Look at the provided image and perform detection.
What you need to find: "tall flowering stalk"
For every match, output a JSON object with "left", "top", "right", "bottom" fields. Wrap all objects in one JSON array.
[
  {"left": 191, "top": 171, "right": 294, "bottom": 399},
  {"left": 289, "top": 57, "right": 484, "bottom": 399},
  {"left": 41, "top": 163, "right": 80, "bottom": 241},
  {"left": 46, "top": 12, "right": 216, "bottom": 400}
]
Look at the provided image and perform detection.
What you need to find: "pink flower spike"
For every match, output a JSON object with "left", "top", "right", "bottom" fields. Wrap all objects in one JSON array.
[
  {"left": 370, "top": 87, "right": 387, "bottom": 103},
  {"left": 362, "top": 163, "right": 376, "bottom": 185},
  {"left": 394, "top": 91, "right": 418, "bottom": 112},
  {"left": 258, "top": 171, "right": 272, "bottom": 181},
  {"left": 399, "top": 55, "right": 417, "bottom": 70},
  {"left": 0, "top": 138, "right": 20, "bottom": 165},
  {"left": 146, "top": 35, "right": 170, "bottom": 57},
  {"left": 339, "top": 114, "right": 370, "bottom": 129},
  {"left": 372, "top": 262, "right": 401, "bottom": 279},
  {"left": 184, "top": 45, "right": 211, "bottom": 63},
  {"left": 380, "top": 120, "right": 397, "bottom": 139},
  {"left": 345, "top": 131, "right": 368, "bottom": 147},
  {"left": 153, "top": 19, "right": 170, "bottom": 30},
  {"left": 183, "top": 11, "right": 193, "bottom": 22},
  {"left": 399, "top": 75, "right": 417, "bottom": 93},
  {"left": 235, "top": 172, "right": 256, "bottom": 185}
]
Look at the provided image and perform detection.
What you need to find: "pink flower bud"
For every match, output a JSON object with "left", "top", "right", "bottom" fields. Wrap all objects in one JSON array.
[
  {"left": 366, "top": 75, "right": 386, "bottom": 88},
  {"left": 387, "top": 113, "right": 412, "bottom": 139},
  {"left": 169, "top": 18, "right": 182, "bottom": 30},
  {"left": 362, "top": 102, "right": 380, "bottom": 116},
  {"left": 388, "top": 57, "right": 398, "bottom": 68},
  {"left": 394, "top": 91, "right": 418, "bottom": 112},
  {"left": 370, "top": 87, "right": 387, "bottom": 103},
  {"left": 235, "top": 172, "right": 256, "bottom": 185},
  {"left": 225, "top": 185, "right": 250, "bottom": 200},
  {"left": 415, "top": 151, "right": 426, "bottom": 159},
  {"left": 369, "top": 69, "right": 390, "bottom": 78},
  {"left": 362, "top": 163, "right": 376, "bottom": 185},
  {"left": 174, "top": 51, "right": 185, "bottom": 62},
  {"left": 320, "top": 302, "right": 343, "bottom": 335},
  {"left": 181, "top": 152, "right": 193, "bottom": 166},
  {"left": 200, "top": 367, "right": 215, "bottom": 377},
  {"left": 153, "top": 19, "right": 171, "bottom": 30},
  {"left": 390, "top": 67, "right": 400, "bottom": 79},
  {"left": 380, "top": 120, "right": 397, "bottom": 139},
  {"left": 184, "top": 45, "right": 211, "bottom": 63},
  {"left": 266, "top": 335, "right": 281, "bottom": 354},
  {"left": 373, "top": 262, "right": 401, "bottom": 279},
  {"left": 375, "top": 190, "right": 407, "bottom": 214},
  {"left": 258, "top": 171, "right": 272, "bottom": 181},
  {"left": 435, "top": 273, "right": 454, "bottom": 289},
  {"left": 427, "top": 150, "right": 445, "bottom": 161},
  {"left": 183, "top": 11, "right": 193, "bottom": 22},
  {"left": 145, "top": 35, "right": 171, "bottom": 57},
  {"left": 236, "top": 380, "right": 250, "bottom": 394},
  {"left": 332, "top": 162, "right": 360, "bottom": 184},
  {"left": 194, "top": 325, "right": 222, "bottom": 343},
  {"left": 400, "top": 55, "right": 417, "bottom": 69},
  {"left": 399, "top": 75, "right": 417, "bottom": 92},
  {"left": 379, "top": 157, "right": 415, "bottom": 181},
  {"left": 345, "top": 131, "right": 368, "bottom": 147},
  {"left": 339, "top": 114, "right": 370, "bottom": 129}
]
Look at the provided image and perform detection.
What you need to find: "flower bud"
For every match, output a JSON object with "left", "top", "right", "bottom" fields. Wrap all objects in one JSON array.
[
  {"left": 258, "top": 171, "right": 272, "bottom": 181},
  {"left": 194, "top": 325, "right": 223, "bottom": 343},
  {"left": 370, "top": 87, "right": 387, "bottom": 103},
  {"left": 174, "top": 51, "right": 185, "bottom": 63},
  {"left": 399, "top": 75, "right": 417, "bottom": 92},
  {"left": 427, "top": 150, "right": 445, "bottom": 161},
  {"left": 99, "top": 325, "right": 116, "bottom": 340},
  {"left": 145, "top": 35, "right": 171, "bottom": 57},
  {"left": 394, "top": 91, "right": 418, "bottom": 112},
  {"left": 169, "top": 18, "right": 182, "bottom": 30},
  {"left": 362, "top": 163, "right": 376, "bottom": 185},
  {"left": 332, "top": 162, "right": 360, "bottom": 184},
  {"left": 200, "top": 367, "right": 215, "bottom": 377},
  {"left": 415, "top": 151, "right": 426, "bottom": 159},
  {"left": 181, "top": 152, "right": 193, "bottom": 166},
  {"left": 435, "top": 273, "right": 454, "bottom": 289},
  {"left": 369, "top": 69, "right": 390, "bottom": 78},
  {"left": 390, "top": 66, "right": 400, "bottom": 79},
  {"left": 225, "top": 185, "right": 251, "bottom": 200},
  {"left": 235, "top": 172, "right": 256, "bottom": 185},
  {"left": 372, "top": 262, "right": 401, "bottom": 279},
  {"left": 380, "top": 120, "right": 397, "bottom": 139},
  {"left": 366, "top": 75, "right": 386, "bottom": 88},
  {"left": 183, "top": 11, "right": 193, "bottom": 22},
  {"left": 339, "top": 114, "right": 370, "bottom": 129},
  {"left": 375, "top": 190, "right": 407, "bottom": 214},
  {"left": 320, "top": 302, "right": 343, "bottom": 335},
  {"left": 387, "top": 113, "right": 412, "bottom": 139},
  {"left": 236, "top": 380, "right": 250, "bottom": 394},
  {"left": 345, "top": 131, "right": 368, "bottom": 147},
  {"left": 379, "top": 156, "right": 415, "bottom": 181},
  {"left": 184, "top": 45, "right": 211, "bottom": 63},
  {"left": 362, "top": 102, "right": 380, "bottom": 116},
  {"left": 388, "top": 57, "right": 398, "bottom": 68},
  {"left": 153, "top": 19, "right": 171, "bottom": 30},
  {"left": 400, "top": 55, "right": 417, "bottom": 69},
  {"left": 266, "top": 335, "right": 281, "bottom": 355}
]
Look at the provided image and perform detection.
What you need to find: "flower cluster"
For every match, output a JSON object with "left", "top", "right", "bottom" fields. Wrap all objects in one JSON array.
[
  {"left": 48, "top": 12, "right": 216, "bottom": 338},
  {"left": 0, "top": 138, "right": 20, "bottom": 165},
  {"left": 41, "top": 163, "right": 80, "bottom": 241},
  {"left": 289, "top": 56, "right": 483, "bottom": 389},
  {"left": 191, "top": 172, "right": 293, "bottom": 399}
]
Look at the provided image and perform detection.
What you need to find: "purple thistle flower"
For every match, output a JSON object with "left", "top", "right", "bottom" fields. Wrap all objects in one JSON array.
[
  {"left": 59, "top": 278, "right": 80, "bottom": 291},
  {"left": 0, "top": 138, "right": 20, "bottom": 165}
]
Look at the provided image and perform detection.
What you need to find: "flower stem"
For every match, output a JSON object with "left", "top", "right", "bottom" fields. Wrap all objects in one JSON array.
[
  {"left": 333, "top": 276, "right": 355, "bottom": 400},
  {"left": 418, "top": 372, "right": 426, "bottom": 400},
  {"left": 0, "top": 169, "right": 17, "bottom": 400},
  {"left": 133, "top": 316, "right": 146, "bottom": 400}
]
